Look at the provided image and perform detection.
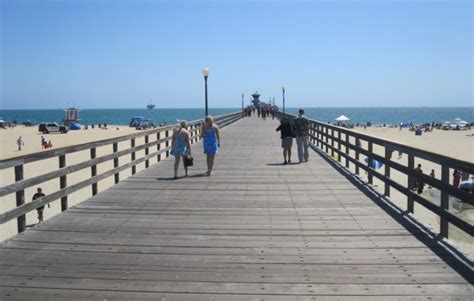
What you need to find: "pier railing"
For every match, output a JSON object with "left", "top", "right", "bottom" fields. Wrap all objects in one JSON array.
[
  {"left": 0, "top": 112, "right": 242, "bottom": 235},
  {"left": 277, "top": 112, "right": 473, "bottom": 240}
]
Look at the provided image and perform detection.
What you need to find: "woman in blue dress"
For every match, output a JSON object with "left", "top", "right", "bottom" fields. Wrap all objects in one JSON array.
[
  {"left": 200, "top": 115, "right": 220, "bottom": 176},
  {"left": 170, "top": 120, "right": 192, "bottom": 179}
]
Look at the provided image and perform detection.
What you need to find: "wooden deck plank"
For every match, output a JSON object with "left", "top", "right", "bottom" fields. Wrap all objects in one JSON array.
[
  {"left": 0, "top": 275, "right": 472, "bottom": 296},
  {"left": 0, "top": 116, "right": 472, "bottom": 300}
]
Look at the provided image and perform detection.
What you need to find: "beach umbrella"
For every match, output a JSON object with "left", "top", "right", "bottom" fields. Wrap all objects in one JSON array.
[
  {"left": 365, "top": 158, "right": 384, "bottom": 169},
  {"left": 459, "top": 179, "right": 474, "bottom": 190},
  {"left": 335, "top": 115, "right": 350, "bottom": 122}
]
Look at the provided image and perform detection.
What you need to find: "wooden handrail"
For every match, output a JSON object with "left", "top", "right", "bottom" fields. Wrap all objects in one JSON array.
[
  {"left": 0, "top": 112, "right": 242, "bottom": 232},
  {"left": 311, "top": 132, "right": 474, "bottom": 204},
  {"left": 314, "top": 119, "right": 474, "bottom": 173},
  {"left": 277, "top": 112, "right": 474, "bottom": 239},
  {"left": 0, "top": 112, "right": 238, "bottom": 169}
]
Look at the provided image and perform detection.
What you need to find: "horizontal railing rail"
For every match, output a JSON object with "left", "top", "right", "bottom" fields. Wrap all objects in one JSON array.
[
  {"left": 0, "top": 112, "right": 243, "bottom": 234},
  {"left": 277, "top": 112, "right": 474, "bottom": 239}
]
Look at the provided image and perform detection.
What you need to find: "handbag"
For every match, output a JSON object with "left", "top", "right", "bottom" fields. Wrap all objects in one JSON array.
[{"left": 183, "top": 155, "right": 194, "bottom": 167}]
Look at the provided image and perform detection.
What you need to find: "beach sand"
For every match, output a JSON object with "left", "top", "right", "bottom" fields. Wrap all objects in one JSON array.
[
  {"left": 0, "top": 125, "right": 137, "bottom": 160},
  {"left": 1, "top": 124, "right": 473, "bottom": 256}
]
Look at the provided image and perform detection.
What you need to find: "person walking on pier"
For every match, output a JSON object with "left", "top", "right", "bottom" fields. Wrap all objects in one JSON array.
[
  {"left": 170, "top": 120, "right": 192, "bottom": 179},
  {"left": 294, "top": 108, "right": 310, "bottom": 163},
  {"left": 32, "top": 187, "right": 49, "bottom": 223},
  {"left": 276, "top": 117, "right": 295, "bottom": 164},
  {"left": 201, "top": 115, "right": 220, "bottom": 176}
]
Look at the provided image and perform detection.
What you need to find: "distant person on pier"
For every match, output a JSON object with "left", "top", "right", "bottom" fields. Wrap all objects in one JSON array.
[
  {"left": 201, "top": 116, "right": 220, "bottom": 176},
  {"left": 294, "top": 108, "right": 310, "bottom": 163},
  {"left": 32, "top": 187, "right": 49, "bottom": 223},
  {"left": 170, "top": 120, "right": 192, "bottom": 179},
  {"left": 276, "top": 117, "right": 295, "bottom": 164}
]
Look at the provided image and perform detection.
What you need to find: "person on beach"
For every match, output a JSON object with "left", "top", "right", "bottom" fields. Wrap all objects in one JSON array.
[
  {"left": 429, "top": 169, "right": 435, "bottom": 189},
  {"left": 293, "top": 108, "right": 310, "bottom": 163},
  {"left": 453, "top": 169, "right": 461, "bottom": 188},
  {"left": 201, "top": 116, "right": 220, "bottom": 176},
  {"left": 170, "top": 120, "right": 192, "bottom": 179},
  {"left": 32, "top": 187, "right": 49, "bottom": 223},
  {"left": 41, "top": 136, "right": 46, "bottom": 149},
  {"left": 415, "top": 164, "right": 424, "bottom": 194},
  {"left": 276, "top": 117, "right": 295, "bottom": 164},
  {"left": 16, "top": 136, "right": 24, "bottom": 151}
]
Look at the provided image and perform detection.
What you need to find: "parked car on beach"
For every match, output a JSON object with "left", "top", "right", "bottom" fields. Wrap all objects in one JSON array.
[{"left": 38, "top": 122, "right": 69, "bottom": 134}]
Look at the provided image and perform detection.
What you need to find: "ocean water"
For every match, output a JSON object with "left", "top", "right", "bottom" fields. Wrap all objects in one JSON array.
[
  {"left": 0, "top": 107, "right": 472, "bottom": 126},
  {"left": 0, "top": 108, "right": 238, "bottom": 126},
  {"left": 286, "top": 107, "right": 473, "bottom": 125}
]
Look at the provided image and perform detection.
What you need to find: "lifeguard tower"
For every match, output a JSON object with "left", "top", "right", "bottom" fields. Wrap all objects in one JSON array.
[
  {"left": 251, "top": 91, "right": 261, "bottom": 108},
  {"left": 64, "top": 107, "right": 80, "bottom": 126}
]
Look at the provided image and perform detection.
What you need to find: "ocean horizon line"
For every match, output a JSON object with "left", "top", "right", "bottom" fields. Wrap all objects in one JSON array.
[
  {"left": 1, "top": 107, "right": 472, "bottom": 126},
  {"left": 1, "top": 105, "right": 473, "bottom": 111}
]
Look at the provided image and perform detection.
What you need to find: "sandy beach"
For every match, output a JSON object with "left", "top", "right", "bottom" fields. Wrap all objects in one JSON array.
[
  {"left": 355, "top": 126, "right": 474, "bottom": 163},
  {"left": 0, "top": 125, "right": 137, "bottom": 160},
  {"left": 1, "top": 123, "right": 473, "bottom": 256}
]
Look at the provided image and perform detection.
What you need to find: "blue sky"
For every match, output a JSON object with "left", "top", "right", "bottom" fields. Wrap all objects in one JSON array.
[{"left": 1, "top": 0, "right": 472, "bottom": 109}]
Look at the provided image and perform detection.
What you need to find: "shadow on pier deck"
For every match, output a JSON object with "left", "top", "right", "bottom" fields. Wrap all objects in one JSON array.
[{"left": 0, "top": 116, "right": 472, "bottom": 300}]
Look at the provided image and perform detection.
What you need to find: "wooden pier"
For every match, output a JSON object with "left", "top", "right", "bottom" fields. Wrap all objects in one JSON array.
[{"left": 0, "top": 116, "right": 472, "bottom": 300}]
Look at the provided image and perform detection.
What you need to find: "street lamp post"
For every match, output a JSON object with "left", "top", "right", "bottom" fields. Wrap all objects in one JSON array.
[
  {"left": 281, "top": 85, "right": 286, "bottom": 114},
  {"left": 241, "top": 93, "right": 244, "bottom": 118},
  {"left": 202, "top": 68, "right": 209, "bottom": 116}
]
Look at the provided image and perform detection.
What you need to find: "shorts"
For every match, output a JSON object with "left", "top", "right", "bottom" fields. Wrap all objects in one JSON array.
[
  {"left": 281, "top": 137, "right": 293, "bottom": 149},
  {"left": 36, "top": 207, "right": 44, "bottom": 218}
]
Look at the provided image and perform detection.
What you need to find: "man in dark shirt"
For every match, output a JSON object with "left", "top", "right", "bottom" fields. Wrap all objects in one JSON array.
[
  {"left": 32, "top": 187, "right": 49, "bottom": 223},
  {"left": 276, "top": 118, "right": 295, "bottom": 164}
]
